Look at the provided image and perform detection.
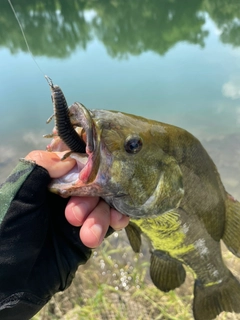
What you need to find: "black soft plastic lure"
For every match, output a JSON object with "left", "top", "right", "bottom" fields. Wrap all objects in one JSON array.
[{"left": 45, "top": 76, "right": 86, "bottom": 153}]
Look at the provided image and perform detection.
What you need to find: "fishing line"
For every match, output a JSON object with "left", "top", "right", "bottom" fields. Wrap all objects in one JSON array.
[{"left": 8, "top": 0, "right": 46, "bottom": 78}]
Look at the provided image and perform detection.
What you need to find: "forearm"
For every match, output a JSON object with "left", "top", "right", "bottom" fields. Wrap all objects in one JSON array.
[
  {"left": 0, "top": 160, "right": 51, "bottom": 318},
  {"left": 0, "top": 159, "right": 38, "bottom": 222},
  {"left": 0, "top": 160, "right": 91, "bottom": 319}
]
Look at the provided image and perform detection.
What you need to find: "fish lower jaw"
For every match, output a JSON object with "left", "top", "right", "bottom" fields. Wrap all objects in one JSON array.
[{"left": 49, "top": 180, "right": 109, "bottom": 198}]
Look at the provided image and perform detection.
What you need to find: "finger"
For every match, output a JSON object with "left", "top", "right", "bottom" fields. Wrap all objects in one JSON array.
[
  {"left": 65, "top": 196, "right": 100, "bottom": 226},
  {"left": 25, "top": 150, "right": 76, "bottom": 178},
  {"left": 110, "top": 208, "right": 130, "bottom": 230},
  {"left": 80, "top": 200, "right": 111, "bottom": 248}
]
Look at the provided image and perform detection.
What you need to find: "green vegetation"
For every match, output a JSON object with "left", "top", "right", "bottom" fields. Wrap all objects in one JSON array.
[
  {"left": 2, "top": 0, "right": 240, "bottom": 58},
  {"left": 32, "top": 231, "right": 240, "bottom": 320}
]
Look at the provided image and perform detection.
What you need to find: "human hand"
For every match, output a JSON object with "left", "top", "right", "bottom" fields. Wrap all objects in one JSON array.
[
  {"left": 0, "top": 149, "right": 129, "bottom": 318},
  {"left": 25, "top": 150, "right": 129, "bottom": 248}
]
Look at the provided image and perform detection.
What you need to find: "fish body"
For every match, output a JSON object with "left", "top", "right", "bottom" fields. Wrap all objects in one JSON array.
[{"left": 47, "top": 94, "right": 240, "bottom": 320}]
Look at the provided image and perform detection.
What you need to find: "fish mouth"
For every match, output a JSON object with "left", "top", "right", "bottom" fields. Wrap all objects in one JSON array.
[{"left": 48, "top": 102, "right": 101, "bottom": 197}]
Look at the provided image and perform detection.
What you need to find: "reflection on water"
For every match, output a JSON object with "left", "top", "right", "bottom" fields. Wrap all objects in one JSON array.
[
  {"left": 1, "top": 0, "right": 240, "bottom": 58},
  {"left": 0, "top": 0, "right": 240, "bottom": 202}
]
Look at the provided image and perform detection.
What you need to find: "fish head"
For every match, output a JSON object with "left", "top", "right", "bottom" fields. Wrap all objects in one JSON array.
[{"left": 48, "top": 103, "right": 184, "bottom": 218}]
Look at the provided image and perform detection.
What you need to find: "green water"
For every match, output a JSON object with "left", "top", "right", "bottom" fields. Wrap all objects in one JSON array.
[{"left": 0, "top": 0, "right": 240, "bottom": 197}]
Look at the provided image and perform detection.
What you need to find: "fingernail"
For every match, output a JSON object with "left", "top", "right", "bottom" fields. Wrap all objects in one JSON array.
[
  {"left": 72, "top": 205, "right": 84, "bottom": 222},
  {"left": 90, "top": 224, "right": 103, "bottom": 240},
  {"left": 115, "top": 210, "right": 124, "bottom": 222}
]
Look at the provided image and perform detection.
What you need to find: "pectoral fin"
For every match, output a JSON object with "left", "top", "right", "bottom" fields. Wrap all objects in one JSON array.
[
  {"left": 150, "top": 250, "right": 186, "bottom": 292},
  {"left": 125, "top": 222, "right": 142, "bottom": 253}
]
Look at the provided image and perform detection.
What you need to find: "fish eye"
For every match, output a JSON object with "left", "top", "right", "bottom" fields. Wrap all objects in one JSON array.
[{"left": 124, "top": 135, "right": 143, "bottom": 154}]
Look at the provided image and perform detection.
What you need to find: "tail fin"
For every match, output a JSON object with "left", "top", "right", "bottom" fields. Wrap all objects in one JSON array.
[
  {"left": 193, "top": 271, "right": 240, "bottom": 320},
  {"left": 222, "top": 193, "right": 240, "bottom": 257}
]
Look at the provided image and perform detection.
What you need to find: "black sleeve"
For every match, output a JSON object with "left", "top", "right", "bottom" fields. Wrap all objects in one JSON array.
[{"left": 0, "top": 161, "right": 92, "bottom": 320}]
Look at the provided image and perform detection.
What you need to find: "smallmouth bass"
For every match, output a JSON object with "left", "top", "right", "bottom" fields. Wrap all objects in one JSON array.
[{"left": 46, "top": 82, "right": 240, "bottom": 320}]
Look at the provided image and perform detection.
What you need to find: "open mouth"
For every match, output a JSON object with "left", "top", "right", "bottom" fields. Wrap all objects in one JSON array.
[
  {"left": 57, "top": 154, "right": 89, "bottom": 184},
  {"left": 48, "top": 102, "right": 99, "bottom": 189}
]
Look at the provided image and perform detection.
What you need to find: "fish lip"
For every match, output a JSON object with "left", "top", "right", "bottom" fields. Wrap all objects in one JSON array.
[
  {"left": 49, "top": 104, "right": 100, "bottom": 193},
  {"left": 70, "top": 102, "right": 95, "bottom": 154}
]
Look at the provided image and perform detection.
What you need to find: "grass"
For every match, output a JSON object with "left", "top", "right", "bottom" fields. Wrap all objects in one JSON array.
[{"left": 33, "top": 231, "right": 240, "bottom": 320}]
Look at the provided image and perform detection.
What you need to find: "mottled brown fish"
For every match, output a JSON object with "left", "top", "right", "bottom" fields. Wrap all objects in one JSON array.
[{"left": 46, "top": 83, "right": 240, "bottom": 320}]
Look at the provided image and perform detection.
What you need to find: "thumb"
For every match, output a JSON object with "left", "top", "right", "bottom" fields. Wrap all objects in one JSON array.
[{"left": 25, "top": 150, "right": 76, "bottom": 178}]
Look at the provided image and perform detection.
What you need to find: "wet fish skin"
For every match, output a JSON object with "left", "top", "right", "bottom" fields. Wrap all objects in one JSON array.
[{"left": 48, "top": 104, "right": 240, "bottom": 320}]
